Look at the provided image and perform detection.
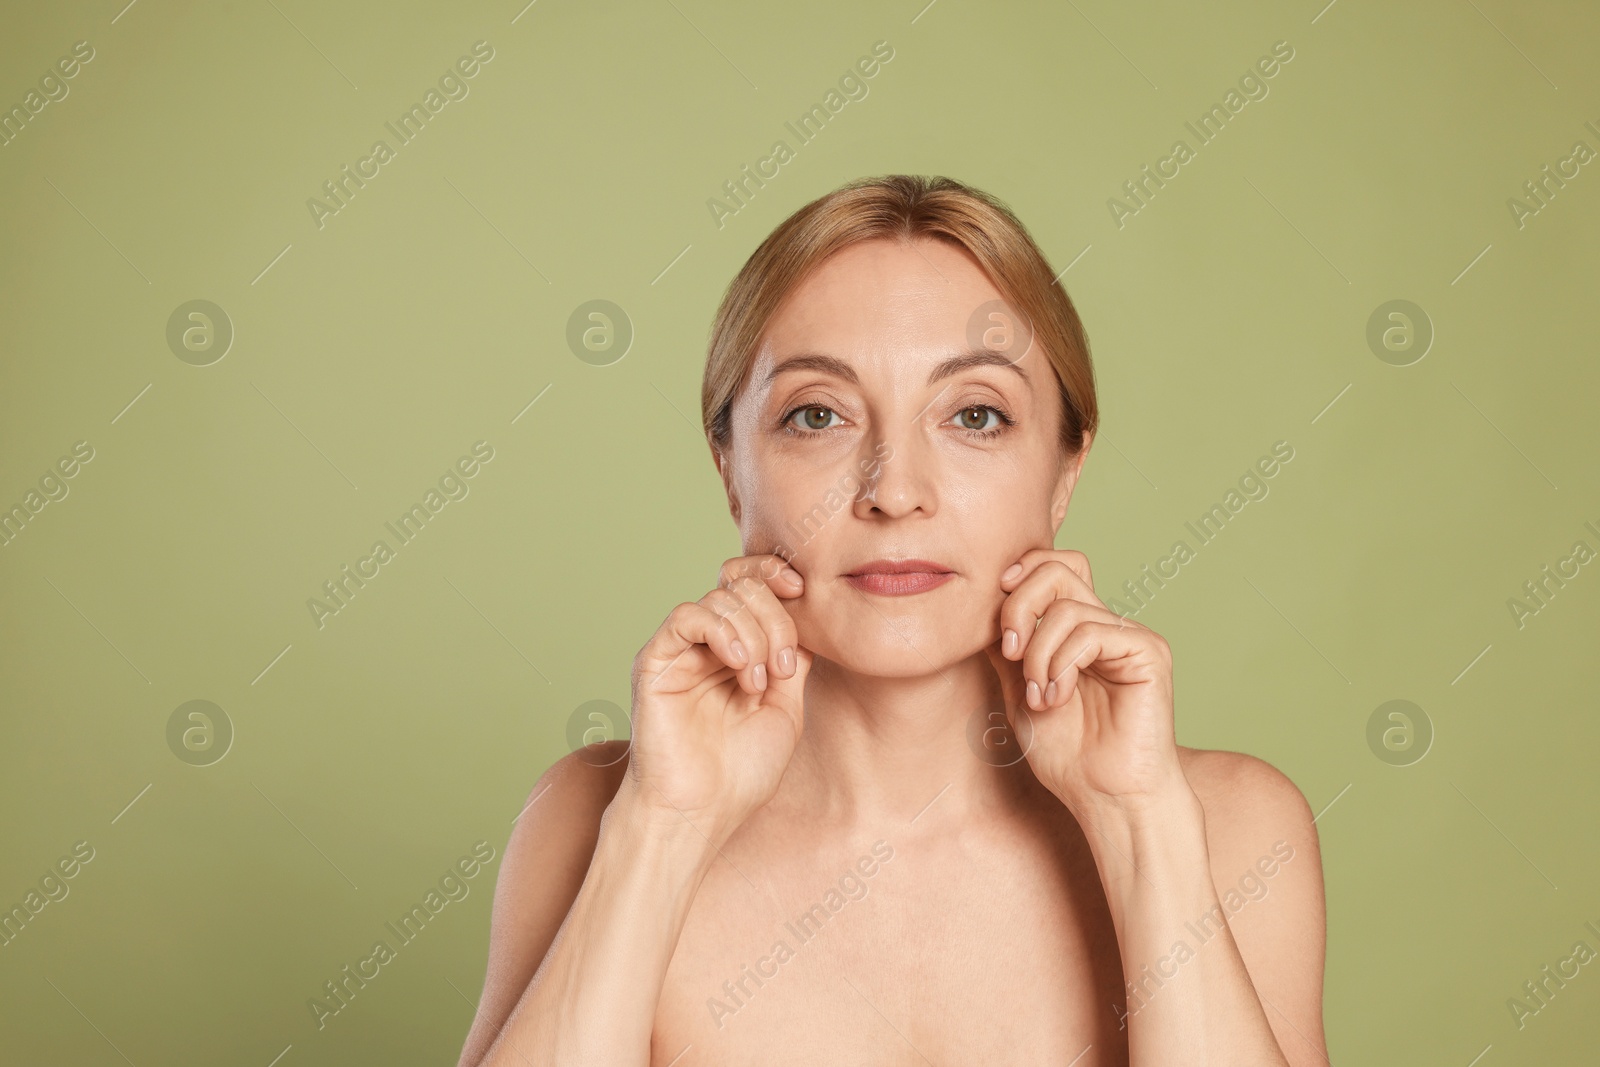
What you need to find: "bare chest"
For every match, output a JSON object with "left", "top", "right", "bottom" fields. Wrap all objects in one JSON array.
[{"left": 651, "top": 827, "right": 1131, "bottom": 1066}]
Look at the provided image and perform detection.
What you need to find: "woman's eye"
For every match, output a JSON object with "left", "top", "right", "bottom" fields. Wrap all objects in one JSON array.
[
  {"left": 788, "top": 405, "right": 840, "bottom": 432},
  {"left": 951, "top": 405, "right": 1003, "bottom": 432}
]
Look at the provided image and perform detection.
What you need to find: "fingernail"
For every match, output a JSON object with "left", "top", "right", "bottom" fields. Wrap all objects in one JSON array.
[
  {"left": 753, "top": 663, "right": 768, "bottom": 691},
  {"left": 781, "top": 567, "right": 803, "bottom": 587},
  {"left": 1002, "top": 563, "right": 1023, "bottom": 583},
  {"left": 1044, "top": 681, "right": 1057, "bottom": 705},
  {"left": 777, "top": 646, "right": 795, "bottom": 675},
  {"left": 1003, "top": 628, "right": 1018, "bottom": 657},
  {"left": 730, "top": 639, "right": 748, "bottom": 666},
  {"left": 1026, "top": 679, "right": 1040, "bottom": 709}
]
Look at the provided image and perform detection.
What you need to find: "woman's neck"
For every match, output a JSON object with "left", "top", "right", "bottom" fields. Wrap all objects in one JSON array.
[{"left": 774, "top": 649, "right": 1035, "bottom": 829}]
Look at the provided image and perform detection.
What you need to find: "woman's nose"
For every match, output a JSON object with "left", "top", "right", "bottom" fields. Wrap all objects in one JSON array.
[{"left": 852, "top": 430, "right": 933, "bottom": 520}]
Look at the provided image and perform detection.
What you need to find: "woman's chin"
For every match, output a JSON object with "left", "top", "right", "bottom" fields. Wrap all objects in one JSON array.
[{"left": 798, "top": 621, "right": 994, "bottom": 680}]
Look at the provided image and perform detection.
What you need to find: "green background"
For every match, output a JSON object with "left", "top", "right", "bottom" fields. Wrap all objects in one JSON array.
[{"left": 2, "top": 0, "right": 1597, "bottom": 1063}]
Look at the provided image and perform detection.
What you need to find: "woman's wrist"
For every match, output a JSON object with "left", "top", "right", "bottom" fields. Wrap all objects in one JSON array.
[
  {"left": 1068, "top": 772, "right": 1211, "bottom": 905},
  {"left": 603, "top": 775, "right": 732, "bottom": 871}
]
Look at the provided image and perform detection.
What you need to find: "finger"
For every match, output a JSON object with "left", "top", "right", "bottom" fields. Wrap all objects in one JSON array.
[
  {"left": 699, "top": 586, "right": 770, "bottom": 694},
  {"left": 723, "top": 572, "right": 802, "bottom": 680},
  {"left": 982, "top": 636, "right": 1028, "bottom": 718},
  {"left": 721, "top": 553, "right": 805, "bottom": 598},
  {"left": 1001, "top": 548, "right": 1101, "bottom": 602},
  {"left": 1020, "top": 598, "right": 1085, "bottom": 709},
  {"left": 1043, "top": 617, "right": 1154, "bottom": 708},
  {"left": 635, "top": 601, "right": 749, "bottom": 694},
  {"left": 1001, "top": 558, "right": 1117, "bottom": 663}
]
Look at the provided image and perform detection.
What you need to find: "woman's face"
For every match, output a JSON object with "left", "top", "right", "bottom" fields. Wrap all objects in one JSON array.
[{"left": 718, "top": 236, "right": 1089, "bottom": 677}]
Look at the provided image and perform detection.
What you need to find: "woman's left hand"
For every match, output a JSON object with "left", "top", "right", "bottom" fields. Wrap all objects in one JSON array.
[{"left": 982, "top": 548, "right": 1187, "bottom": 814}]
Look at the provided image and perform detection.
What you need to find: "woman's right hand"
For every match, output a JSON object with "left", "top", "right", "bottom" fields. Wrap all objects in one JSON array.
[{"left": 621, "top": 554, "right": 812, "bottom": 847}]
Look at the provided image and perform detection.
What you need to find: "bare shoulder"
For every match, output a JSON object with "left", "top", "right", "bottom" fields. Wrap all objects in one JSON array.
[
  {"left": 1176, "top": 745, "right": 1316, "bottom": 845},
  {"left": 455, "top": 742, "right": 631, "bottom": 1067},
  {"left": 1175, "top": 745, "right": 1328, "bottom": 1065}
]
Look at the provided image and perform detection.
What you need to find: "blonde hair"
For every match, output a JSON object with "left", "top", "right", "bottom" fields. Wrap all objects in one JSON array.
[{"left": 701, "top": 174, "right": 1098, "bottom": 457}]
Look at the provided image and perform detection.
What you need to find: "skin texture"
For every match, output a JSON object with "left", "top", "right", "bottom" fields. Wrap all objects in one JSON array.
[{"left": 457, "top": 237, "right": 1329, "bottom": 1067}]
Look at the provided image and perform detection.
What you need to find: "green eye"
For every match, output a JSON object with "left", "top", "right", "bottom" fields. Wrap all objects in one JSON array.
[{"left": 788, "top": 405, "right": 840, "bottom": 432}]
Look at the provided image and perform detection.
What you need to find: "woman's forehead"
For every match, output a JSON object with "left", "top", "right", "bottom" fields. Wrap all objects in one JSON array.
[{"left": 754, "top": 239, "right": 1007, "bottom": 376}]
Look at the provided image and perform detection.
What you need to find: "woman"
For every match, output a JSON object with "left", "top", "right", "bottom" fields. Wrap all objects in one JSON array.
[{"left": 456, "top": 175, "right": 1328, "bottom": 1066}]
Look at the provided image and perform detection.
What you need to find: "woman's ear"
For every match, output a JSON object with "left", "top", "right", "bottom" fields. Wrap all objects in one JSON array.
[
  {"left": 710, "top": 438, "right": 742, "bottom": 524},
  {"left": 1050, "top": 432, "right": 1092, "bottom": 533}
]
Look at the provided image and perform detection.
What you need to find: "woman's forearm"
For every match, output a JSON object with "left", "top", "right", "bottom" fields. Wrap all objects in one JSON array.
[
  {"left": 475, "top": 778, "right": 717, "bottom": 1067},
  {"left": 1077, "top": 780, "right": 1290, "bottom": 1066}
]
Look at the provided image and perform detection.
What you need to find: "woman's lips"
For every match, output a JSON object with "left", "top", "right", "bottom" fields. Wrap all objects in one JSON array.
[{"left": 842, "top": 560, "right": 955, "bottom": 597}]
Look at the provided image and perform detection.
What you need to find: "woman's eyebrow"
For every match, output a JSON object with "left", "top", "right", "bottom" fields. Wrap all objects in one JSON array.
[
  {"left": 764, "top": 354, "right": 858, "bottom": 385},
  {"left": 927, "top": 349, "right": 1030, "bottom": 384},
  {"left": 763, "top": 349, "right": 1029, "bottom": 387}
]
